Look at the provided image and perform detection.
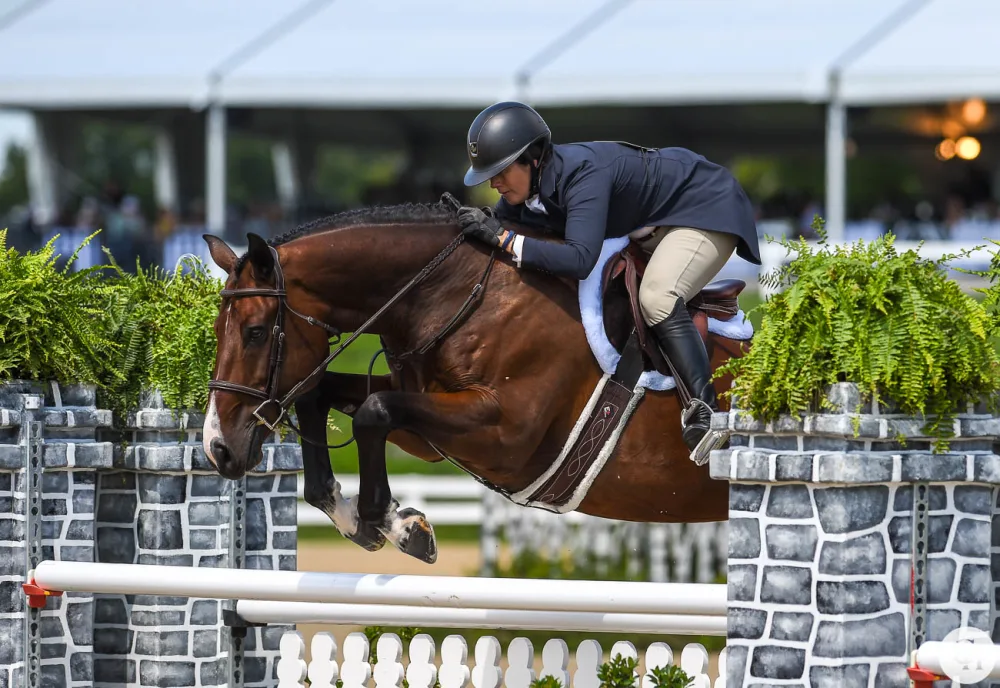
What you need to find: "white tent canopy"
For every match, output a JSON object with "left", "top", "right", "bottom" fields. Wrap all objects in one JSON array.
[
  {"left": 522, "top": 0, "right": 910, "bottom": 106},
  {"left": 1, "top": 0, "right": 985, "bottom": 110},
  {"left": 840, "top": 0, "right": 1000, "bottom": 105},
  {"left": 0, "top": 0, "right": 303, "bottom": 108},
  {"left": 218, "top": 0, "right": 608, "bottom": 107}
]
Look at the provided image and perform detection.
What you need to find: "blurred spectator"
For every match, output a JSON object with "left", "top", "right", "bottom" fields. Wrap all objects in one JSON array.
[{"left": 104, "top": 194, "right": 148, "bottom": 270}]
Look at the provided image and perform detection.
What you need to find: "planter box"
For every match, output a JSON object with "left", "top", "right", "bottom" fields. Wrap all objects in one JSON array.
[
  {"left": 0, "top": 381, "right": 303, "bottom": 688},
  {"left": 710, "top": 382, "right": 1000, "bottom": 688}
]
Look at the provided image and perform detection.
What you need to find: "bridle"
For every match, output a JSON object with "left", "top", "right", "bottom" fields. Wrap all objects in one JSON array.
[
  {"left": 206, "top": 242, "right": 337, "bottom": 441},
  {"left": 207, "top": 200, "right": 497, "bottom": 451}
]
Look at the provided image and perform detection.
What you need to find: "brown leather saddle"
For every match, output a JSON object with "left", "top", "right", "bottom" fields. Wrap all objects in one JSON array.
[{"left": 600, "top": 240, "right": 745, "bottom": 378}]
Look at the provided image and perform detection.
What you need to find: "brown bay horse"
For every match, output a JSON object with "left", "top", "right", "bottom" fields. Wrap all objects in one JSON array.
[{"left": 201, "top": 200, "right": 749, "bottom": 564}]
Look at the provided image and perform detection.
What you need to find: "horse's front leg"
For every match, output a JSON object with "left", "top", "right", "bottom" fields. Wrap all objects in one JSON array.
[
  {"left": 295, "top": 372, "right": 392, "bottom": 551},
  {"left": 352, "top": 389, "right": 500, "bottom": 564}
]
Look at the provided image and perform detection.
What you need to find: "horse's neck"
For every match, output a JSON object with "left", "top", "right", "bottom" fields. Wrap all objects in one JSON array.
[{"left": 288, "top": 223, "right": 476, "bottom": 342}]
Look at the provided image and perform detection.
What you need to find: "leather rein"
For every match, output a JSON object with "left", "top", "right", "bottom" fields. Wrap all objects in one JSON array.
[{"left": 207, "top": 209, "right": 497, "bottom": 451}]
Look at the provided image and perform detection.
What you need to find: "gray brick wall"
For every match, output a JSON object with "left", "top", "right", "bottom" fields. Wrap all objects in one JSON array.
[
  {"left": 710, "top": 383, "right": 1000, "bottom": 688},
  {"left": 0, "top": 382, "right": 302, "bottom": 688}
]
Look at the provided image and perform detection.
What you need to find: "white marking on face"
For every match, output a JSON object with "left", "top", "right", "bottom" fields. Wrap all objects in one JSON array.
[{"left": 202, "top": 394, "right": 222, "bottom": 464}]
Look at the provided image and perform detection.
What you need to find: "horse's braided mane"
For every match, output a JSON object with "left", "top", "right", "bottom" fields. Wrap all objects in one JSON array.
[{"left": 233, "top": 199, "right": 459, "bottom": 275}]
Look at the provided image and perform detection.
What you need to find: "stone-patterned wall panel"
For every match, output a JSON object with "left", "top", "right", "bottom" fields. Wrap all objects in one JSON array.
[
  {"left": 711, "top": 383, "right": 1000, "bottom": 688},
  {"left": 91, "top": 396, "right": 302, "bottom": 688},
  {"left": 0, "top": 382, "right": 114, "bottom": 688},
  {"left": 0, "top": 381, "right": 303, "bottom": 688},
  {"left": 243, "top": 441, "right": 302, "bottom": 687}
]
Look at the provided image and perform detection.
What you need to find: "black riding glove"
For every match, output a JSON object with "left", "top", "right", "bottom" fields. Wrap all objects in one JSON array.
[{"left": 458, "top": 206, "right": 504, "bottom": 248}]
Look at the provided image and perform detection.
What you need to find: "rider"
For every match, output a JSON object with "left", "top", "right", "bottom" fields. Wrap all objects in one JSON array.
[{"left": 456, "top": 101, "right": 761, "bottom": 458}]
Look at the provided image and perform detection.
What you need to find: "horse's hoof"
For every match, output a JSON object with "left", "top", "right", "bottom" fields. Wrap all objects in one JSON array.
[
  {"left": 395, "top": 508, "right": 437, "bottom": 564},
  {"left": 347, "top": 520, "right": 387, "bottom": 552}
]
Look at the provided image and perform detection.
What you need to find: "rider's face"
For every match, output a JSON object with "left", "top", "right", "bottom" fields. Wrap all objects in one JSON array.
[{"left": 490, "top": 161, "right": 532, "bottom": 204}]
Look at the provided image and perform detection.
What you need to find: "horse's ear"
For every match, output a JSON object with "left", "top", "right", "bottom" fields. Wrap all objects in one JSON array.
[
  {"left": 246, "top": 232, "right": 274, "bottom": 281},
  {"left": 202, "top": 234, "right": 237, "bottom": 273}
]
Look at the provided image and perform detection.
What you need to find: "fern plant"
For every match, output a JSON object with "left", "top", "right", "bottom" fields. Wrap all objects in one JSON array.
[
  {"left": 716, "top": 218, "right": 1000, "bottom": 450},
  {"left": 961, "top": 237, "right": 1000, "bottom": 342},
  {"left": 0, "top": 229, "right": 119, "bottom": 386},
  {"left": 0, "top": 232, "right": 222, "bottom": 418},
  {"left": 145, "top": 256, "right": 221, "bottom": 411},
  {"left": 98, "top": 253, "right": 221, "bottom": 418}
]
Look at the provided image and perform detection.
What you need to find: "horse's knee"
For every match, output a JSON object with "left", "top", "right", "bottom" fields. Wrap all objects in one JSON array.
[
  {"left": 354, "top": 393, "right": 393, "bottom": 431},
  {"left": 638, "top": 277, "right": 681, "bottom": 326}
]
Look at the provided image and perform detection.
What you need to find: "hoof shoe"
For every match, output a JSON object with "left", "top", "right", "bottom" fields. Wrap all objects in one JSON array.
[{"left": 396, "top": 508, "right": 437, "bottom": 564}]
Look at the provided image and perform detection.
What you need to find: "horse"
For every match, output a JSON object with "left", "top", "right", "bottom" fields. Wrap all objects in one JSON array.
[{"left": 201, "top": 199, "right": 750, "bottom": 564}]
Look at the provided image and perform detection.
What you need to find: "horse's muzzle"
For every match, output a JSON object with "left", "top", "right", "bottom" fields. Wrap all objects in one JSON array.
[{"left": 211, "top": 438, "right": 245, "bottom": 480}]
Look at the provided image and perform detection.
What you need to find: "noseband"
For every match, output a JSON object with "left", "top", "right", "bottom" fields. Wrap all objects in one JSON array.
[
  {"left": 207, "top": 244, "right": 342, "bottom": 435},
  {"left": 207, "top": 221, "right": 497, "bottom": 448}
]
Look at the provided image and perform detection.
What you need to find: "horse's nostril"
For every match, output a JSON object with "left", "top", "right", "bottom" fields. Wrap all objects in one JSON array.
[{"left": 211, "top": 438, "right": 230, "bottom": 468}]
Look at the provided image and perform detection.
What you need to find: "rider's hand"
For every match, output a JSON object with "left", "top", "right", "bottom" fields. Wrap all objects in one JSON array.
[{"left": 458, "top": 206, "right": 504, "bottom": 248}]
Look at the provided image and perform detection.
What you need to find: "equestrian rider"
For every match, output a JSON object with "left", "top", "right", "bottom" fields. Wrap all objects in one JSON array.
[{"left": 456, "top": 101, "right": 761, "bottom": 461}]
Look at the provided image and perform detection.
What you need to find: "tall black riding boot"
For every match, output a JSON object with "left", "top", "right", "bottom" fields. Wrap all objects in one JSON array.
[{"left": 649, "top": 298, "right": 719, "bottom": 451}]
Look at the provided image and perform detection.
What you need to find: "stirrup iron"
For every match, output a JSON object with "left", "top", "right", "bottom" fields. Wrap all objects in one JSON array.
[
  {"left": 689, "top": 426, "right": 730, "bottom": 466},
  {"left": 681, "top": 399, "right": 729, "bottom": 466}
]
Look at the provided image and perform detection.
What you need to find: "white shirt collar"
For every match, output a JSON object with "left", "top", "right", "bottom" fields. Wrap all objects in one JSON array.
[{"left": 525, "top": 195, "right": 547, "bottom": 214}]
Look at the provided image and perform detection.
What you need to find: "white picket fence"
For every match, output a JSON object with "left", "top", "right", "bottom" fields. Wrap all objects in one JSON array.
[{"left": 277, "top": 631, "right": 727, "bottom": 688}]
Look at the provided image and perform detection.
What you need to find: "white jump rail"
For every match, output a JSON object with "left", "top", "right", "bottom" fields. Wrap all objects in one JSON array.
[
  {"left": 909, "top": 640, "right": 1000, "bottom": 686},
  {"left": 238, "top": 600, "right": 727, "bottom": 636},
  {"left": 30, "top": 560, "right": 727, "bottom": 617}
]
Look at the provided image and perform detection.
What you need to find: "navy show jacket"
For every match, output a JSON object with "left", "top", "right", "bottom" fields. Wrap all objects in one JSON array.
[{"left": 494, "top": 141, "right": 762, "bottom": 280}]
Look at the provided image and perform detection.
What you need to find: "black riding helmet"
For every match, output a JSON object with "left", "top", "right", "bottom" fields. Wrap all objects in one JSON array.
[{"left": 463, "top": 101, "right": 551, "bottom": 186}]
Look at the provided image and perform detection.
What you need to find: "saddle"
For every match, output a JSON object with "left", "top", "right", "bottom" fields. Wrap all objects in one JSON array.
[{"left": 601, "top": 241, "right": 744, "bottom": 378}]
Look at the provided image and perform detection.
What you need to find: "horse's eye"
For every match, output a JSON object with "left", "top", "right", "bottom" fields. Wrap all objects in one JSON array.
[{"left": 246, "top": 326, "right": 266, "bottom": 342}]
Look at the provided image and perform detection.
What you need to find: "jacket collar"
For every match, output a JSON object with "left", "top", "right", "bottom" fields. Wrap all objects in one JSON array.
[{"left": 537, "top": 144, "right": 563, "bottom": 204}]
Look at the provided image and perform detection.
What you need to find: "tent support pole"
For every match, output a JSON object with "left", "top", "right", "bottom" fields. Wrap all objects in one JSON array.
[
  {"left": 825, "top": 82, "right": 847, "bottom": 244},
  {"left": 206, "top": 103, "right": 227, "bottom": 237}
]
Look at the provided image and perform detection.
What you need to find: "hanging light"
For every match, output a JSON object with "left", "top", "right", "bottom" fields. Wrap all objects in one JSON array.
[
  {"left": 936, "top": 138, "right": 956, "bottom": 160},
  {"left": 956, "top": 136, "right": 981, "bottom": 160},
  {"left": 962, "top": 98, "right": 987, "bottom": 126},
  {"left": 942, "top": 119, "right": 965, "bottom": 139}
]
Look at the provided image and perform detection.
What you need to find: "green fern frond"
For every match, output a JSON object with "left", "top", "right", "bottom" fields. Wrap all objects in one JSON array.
[{"left": 717, "top": 228, "right": 1000, "bottom": 451}]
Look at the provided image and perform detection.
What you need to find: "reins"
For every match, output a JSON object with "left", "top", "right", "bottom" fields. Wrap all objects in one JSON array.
[{"left": 207, "top": 193, "right": 497, "bottom": 452}]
